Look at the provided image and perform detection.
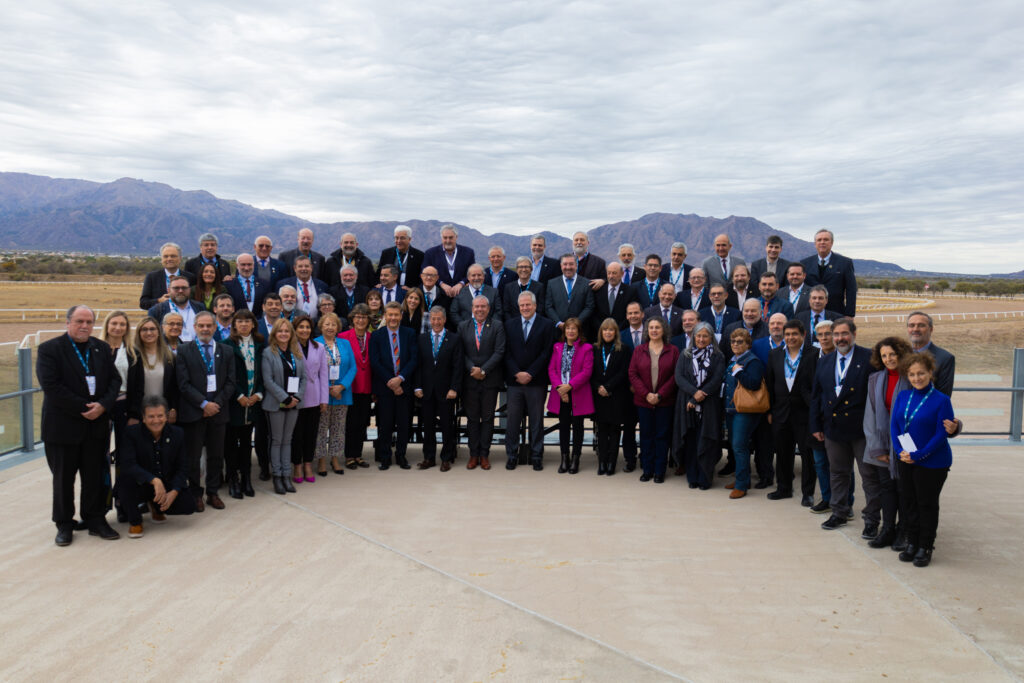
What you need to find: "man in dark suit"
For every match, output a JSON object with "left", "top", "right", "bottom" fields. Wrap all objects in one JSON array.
[
  {"left": 700, "top": 284, "right": 741, "bottom": 343},
  {"left": 724, "top": 264, "right": 754, "bottom": 311},
  {"left": 644, "top": 283, "right": 684, "bottom": 337},
  {"left": 376, "top": 225, "right": 424, "bottom": 290},
  {"left": 485, "top": 246, "right": 517, "bottom": 293},
  {"left": 756, "top": 272, "right": 795, "bottom": 321},
  {"left": 225, "top": 253, "right": 267, "bottom": 317},
  {"left": 140, "top": 242, "right": 197, "bottom": 310},
  {"left": 37, "top": 305, "right": 122, "bottom": 546},
  {"left": 721, "top": 300, "right": 768, "bottom": 357},
  {"left": 422, "top": 224, "right": 476, "bottom": 297},
  {"left": 175, "top": 311, "right": 236, "bottom": 511},
  {"left": 276, "top": 255, "right": 329, "bottom": 320},
  {"left": 330, "top": 265, "right": 369, "bottom": 320},
  {"left": 529, "top": 234, "right": 562, "bottom": 283},
  {"left": 184, "top": 232, "right": 233, "bottom": 282},
  {"left": 278, "top": 228, "right": 327, "bottom": 281},
  {"left": 545, "top": 254, "right": 594, "bottom": 329},
  {"left": 748, "top": 235, "right": 791, "bottom": 290},
  {"left": 253, "top": 235, "right": 289, "bottom": 290},
  {"left": 118, "top": 396, "right": 196, "bottom": 537},
  {"left": 419, "top": 266, "right": 452, "bottom": 322},
  {"left": 907, "top": 311, "right": 956, "bottom": 396},
  {"left": 147, "top": 275, "right": 205, "bottom": 341},
  {"left": 572, "top": 231, "right": 607, "bottom": 290},
  {"left": 809, "top": 317, "right": 876, "bottom": 533},
  {"left": 619, "top": 302, "right": 645, "bottom": 472},
  {"left": 504, "top": 290, "right": 555, "bottom": 470},
  {"left": 795, "top": 285, "right": 841, "bottom": 351},
  {"left": 502, "top": 257, "right": 546, "bottom": 323},
  {"left": 765, "top": 319, "right": 818, "bottom": 505},
  {"left": 594, "top": 261, "right": 636, "bottom": 330},
  {"left": 256, "top": 293, "right": 283, "bottom": 341},
  {"left": 450, "top": 264, "right": 500, "bottom": 326},
  {"left": 680, "top": 267, "right": 711, "bottom": 311},
  {"left": 324, "top": 232, "right": 376, "bottom": 290},
  {"left": 801, "top": 229, "right": 857, "bottom": 316},
  {"left": 618, "top": 243, "right": 640, "bottom": 287},
  {"left": 703, "top": 233, "right": 747, "bottom": 289},
  {"left": 632, "top": 254, "right": 666, "bottom": 309},
  {"left": 458, "top": 295, "right": 506, "bottom": 470},
  {"left": 369, "top": 302, "right": 419, "bottom": 470},
  {"left": 414, "top": 306, "right": 463, "bottom": 470},
  {"left": 659, "top": 241, "right": 693, "bottom": 294},
  {"left": 783, "top": 262, "right": 811, "bottom": 314},
  {"left": 670, "top": 309, "right": 700, "bottom": 352},
  {"left": 752, "top": 313, "right": 787, "bottom": 365}
]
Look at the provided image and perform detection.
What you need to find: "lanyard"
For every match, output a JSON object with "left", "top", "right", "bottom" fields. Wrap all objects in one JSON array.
[
  {"left": 475, "top": 321, "right": 484, "bottom": 347},
  {"left": 324, "top": 340, "right": 339, "bottom": 365},
  {"left": 714, "top": 310, "right": 724, "bottom": 333},
  {"left": 395, "top": 250, "right": 407, "bottom": 273},
  {"left": 70, "top": 338, "right": 90, "bottom": 372},
  {"left": 279, "top": 349, "right": 296, "bottom": 374},
  {"left": 769, "top": 337, "right": 782, "bottom": 350},
  {"left": 784, "top": 348, "right": 802, "bottom": 378},
  {"left": 670, "top": 268, "right": 684, "bottom": 287},
  {"left": 835, "top": 353, "right": 851, "bottom": 385},
  {"left": 445, "top": 249, "right": 457, "bottom": 272},
  {"left": 903, "top": 386, "right": 934, "bottom": 429},
  {"left": 601, "top": 345, "right": 610, "bottom": 370},
  {"left": 432, "top": 330, "right": 445, "bottom": 359},
  {"left": 198, "top": 342, "right": 215, "bottom": 374}
]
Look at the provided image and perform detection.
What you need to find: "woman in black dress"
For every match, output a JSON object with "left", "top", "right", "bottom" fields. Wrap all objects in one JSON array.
[{"left": 590, "top": 318, "right": 632, "bottom": 475}]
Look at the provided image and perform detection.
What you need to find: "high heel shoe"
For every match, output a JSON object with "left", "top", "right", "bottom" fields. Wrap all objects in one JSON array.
[
  {"left": 283, "top": 477, "right": 296, "bottom": 493},
  {"left": 331, "top": 458, "right": 345, "bottom": 474}
]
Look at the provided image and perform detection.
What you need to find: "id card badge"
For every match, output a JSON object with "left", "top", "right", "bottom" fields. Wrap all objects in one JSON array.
[
  {"left": 835, "top": 385, "right": 842, "bottom": 396},
  {"left": 85, "top": 375, "right": 97, "bottom": 396},
  {"left": 897, "top": 433, "right": 918, "bottom": 452},
  {"left": 287, "top": 376, "right": 300, "bottom": 393},
  {"left": 329, "top": 365, "right": 340, "bottom": 381},
  {"left": 207, "top": 374, "right": 217, "bottom": 392}
]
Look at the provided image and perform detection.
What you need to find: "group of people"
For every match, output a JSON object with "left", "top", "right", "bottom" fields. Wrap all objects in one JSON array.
[{"left": 39, "top": 225, "right": 960, "bottom": 566}]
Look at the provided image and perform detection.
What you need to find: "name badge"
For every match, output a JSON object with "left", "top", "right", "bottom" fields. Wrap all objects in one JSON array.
[
  {"left": 897, "top": 433, "right": 918, "bottom": 453},
  {"left": 329, "top": 365, "right": 340, "bottom": 381},
  {"left": 287, "top": 376, "right": 300, "bottom": 393},
  {"left": 714, "top": 333, "right": 722, "bottom": 343},
  {"left": 207, "top": 375, "right": 217, "bottom": 392},
  {"left": 86, "top": 375, "right": 96, "bottom": 396}
]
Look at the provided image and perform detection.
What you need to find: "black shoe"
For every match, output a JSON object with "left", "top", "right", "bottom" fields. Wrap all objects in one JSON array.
[
  {"left": 821, "top": 515, "right": 847, "bottom": 531},
  {"left": 597, "top": 462, "right": 607, "bottom": 475},
  {"left": 753, "top": 479, "right": 772, "bottom": 490},
  {"left": 689, "top": 482, "right": 699, "bottom": 489},
  {"left": 912, "top": 547, "right": 933, "bottom": 567},
  {"left": 74, "top": 519, "right": 89, "bottom": 531},
  {"left": 357, "top": 459, "right": 370, "bottom": 468},
  {"left": 639, "top": 474, "right": 652, "bottom": 482},
  {"left": 398, "top": 461, "right": 411, "bottom": 470},
  {"left": 861, "top": 523, "right": 879, "bottom": 540},
  {"left": 899, "top": 544, "right": 918, "bottom": 562},
  {"left": 532, "top": 461, "right": 543, "bottom": 471},
  {"left": 868, "top": 527, "right": 897, "bottom": 549},
  {"left": 228, "top": 476, "right": 243, "bottom": 500},
  {"left": 116, "top": 509, "right": 127, "bottom": 524},
  {"left": 606, "top": 461, "right": 616, "bottom": 476},
  {"left": 258, "top": 469, "right": 271, "bottom": 482},
  {"left": 766, "top": 489, "right": 792, "bottom": 500},
  {"left": 653, "top": 475, "right": 665, "bottom": 484},
  {"left": 891, "top": 533, "right": 908, "bottom": 552},
  {"left": 55, "top": 527, "right": 73, "bottom": 546},
  {"left": 810, "top": 500, "right": 831, "bottom": 514},
  {"left": 698, "top": 484, "right": 710, "bottom": 490},
  {"left": 568, "top": 454, "right": 581, "bottom": 475},
  {"left": 272, "top": 476, "right": 286, "bottom": 495},
  {"left": 557, "top": 454, "right": 569, "bottom": 474},
  {"left": 88, "top": 521, "right": 121, "bottom": 540},
  {"left": 241, "top": 472, "right": 255, "bottom": 497},
  {"left": 506, "top": 458, "right": 517, "bottom": 470},
  {"left": 847, "top": 510, "right": 856, "bottom": 520},
  {"left": 800, "top": 495, "right": 814, "bottom": 508},
  {"left": 718, "top": 463, "right": 735, "bottom": 476},
  {"left": 283, "top": 477, "right": 296, "bottom": 493},
  {"left": 378, "top": 463, "right": 390, "bottom": 471},
  {"left": 623, "top": 461, "right": 636, "bottom": 473}
]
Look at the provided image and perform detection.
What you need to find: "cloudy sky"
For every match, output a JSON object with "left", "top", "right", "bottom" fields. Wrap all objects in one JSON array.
[{"left": 1, "top": 1, "right": 1021, "bottom": 272}]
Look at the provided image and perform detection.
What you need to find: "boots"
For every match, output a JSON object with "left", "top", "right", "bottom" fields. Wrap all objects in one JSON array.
[
  {"left": 272, "top": 476, "right": 286, "bottom": 495},
  {"left": 241, "top": 469, "right": 255, "bottom": 497},
  {"left": 228, "top": 472, "right": 243, "bottom": 500},
  {"left": 283, "top": 476, "right": 296, "bottom": 493},
  {"left": 606, "top": 454, "right": 617, "bottom": 476},
  {"left": 898, "top": 544, "right": 918, "bottom": 563},
  {"left": 912, "top": 547, "right": 933, "bottom": 567},
  {"left": 558, "top": 453, "right": 570, "bottom": 474},
  {"left": 568, "top": 452, "right": 581, "bottom": 475},
  {"left": 868, "top": 526, "right": 897, "bottom": 549}
]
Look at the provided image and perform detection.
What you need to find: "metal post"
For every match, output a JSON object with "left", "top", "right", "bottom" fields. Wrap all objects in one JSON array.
[
  {"left": 1010, "top": 348, "right": 1024, "bottom": 443},
  {"left": 18, "top": 346, "right": 35, "bottom": 451}
]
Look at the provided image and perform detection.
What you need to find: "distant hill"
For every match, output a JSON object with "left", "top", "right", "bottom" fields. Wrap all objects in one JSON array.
[{"left": 0, "top": 171, "right": 920, "bottom": 276}]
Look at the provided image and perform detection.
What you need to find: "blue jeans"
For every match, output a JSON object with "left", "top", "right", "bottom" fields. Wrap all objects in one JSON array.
[
  {"left": 726, "top": 412, "right": 760, "bottom": 491},
  {"left": 637, "top": 405, "right": 673, "bottom": 477},
  {"left": 812, "top": 447, "right": 855, "bottom": 505}
]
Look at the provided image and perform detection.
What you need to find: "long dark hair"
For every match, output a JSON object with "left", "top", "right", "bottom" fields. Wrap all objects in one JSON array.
[{"left": 229, "top": 309, "right": 265, "bottom": 344}]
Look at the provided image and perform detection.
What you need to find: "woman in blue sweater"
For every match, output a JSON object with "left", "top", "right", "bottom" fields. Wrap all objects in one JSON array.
[{"left": 890, "top": 352, "right": 955, "bottom": 568}]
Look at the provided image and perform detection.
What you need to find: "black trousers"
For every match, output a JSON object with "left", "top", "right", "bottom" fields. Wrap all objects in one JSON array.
[
  {"left": 420, "top": 394, "right": 457, "bottom": 462},
  {"left": 683, "top": 416, "right": 718, "bottom": 488},
  {"left": 254, "top": 411, "right": 270, "bottom": 474},
  {"left": 621, "top": 405, "right": 638, "bottom": 465},
  {"left": 225, "top": 423, "right": 255, "bottom": 475},
  {"left": 557, "top": 411, "right": 585, "bottom": 456},
  {"left": 463, "top": 382, "right": 498, "bottom": 459},
  {"left": 45, "top": 438, "right": 109, "bottom": 530},
  {"left": 182, "top": 418, "right": 226, "bottom": 495},
  {"left": 345, "top": 393, "right": 372, "bottom": 460},
  {"left": 108, "top": 397, "right": 129, "bottom": 511},
  {"left": 595, "top": 420, "right": 622, "bottom": 466},
  {"left": 772, "top": 416, "right": 815, "bottom": 496},
  {"left": 875, "top": 464, "right": 899, "bottom": 529},
  {"left": 897, "top": 461, "right": 948, "bottom": 549},
  {"left": 291, "top": 406, "right": 321, "bottom": 464},
  {"left": 375, "top": 391, "right": 411, "bottom": 465},
  {"left": 119, "top": 480, "right": 196, "bottom": 525}
]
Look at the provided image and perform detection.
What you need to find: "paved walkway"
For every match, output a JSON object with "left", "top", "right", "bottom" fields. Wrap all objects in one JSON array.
[{"left": 1, "top": 443, "right": 1021, "bottom": 681}]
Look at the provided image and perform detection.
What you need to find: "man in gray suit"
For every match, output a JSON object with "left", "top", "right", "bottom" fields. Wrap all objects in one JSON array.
[
  {"left": 450, "top": 264, "right": 501, "bottom": 326},
  {"left": 459, "top": 296, "right": 506, "bottom": 470},
  {"left": 702, "top": 233, "right": 747, "bottom": 289},
  {"left": 544, "top": 253, "right": 594, "bottom": 329}
]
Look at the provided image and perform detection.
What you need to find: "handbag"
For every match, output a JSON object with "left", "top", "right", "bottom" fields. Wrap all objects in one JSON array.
[{"left": 734, "top": 379, "right": 770, "bottom": 414}]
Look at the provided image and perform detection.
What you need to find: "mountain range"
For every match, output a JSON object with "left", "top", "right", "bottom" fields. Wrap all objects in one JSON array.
[{"left": 0, "top": 172, "right": 986, "bottom": 277}]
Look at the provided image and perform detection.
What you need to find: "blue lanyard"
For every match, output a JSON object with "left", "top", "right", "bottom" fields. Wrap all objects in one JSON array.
[
  {"left": 670, "top": 268, "right": 684, "bottom": 287},
  {"left": 601, "top": 345, "right": 610, "bottom": 370},
  {"left": 325, "top": 341, "right": 338, "bottom": 365},
  {"left": 783, "top": 349, "right": 802, "bottom": 378},
  {"left": 279, "top": 350, "right": 296, "bottom": 374},
  {"left": 395, "top": 251, "right": 407, "bottom": 273},
  {"left": 70, "top": 339, "right": 90, "bottom": 372},
  {"left": 198, "top": 342, "right": 215, "bottom": 374},
  {"left": 903, "top": 386, "right": 934, "bottom": 429}
]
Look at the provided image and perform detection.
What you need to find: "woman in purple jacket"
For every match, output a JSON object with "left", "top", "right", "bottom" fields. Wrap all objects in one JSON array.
[
  {"left": 628, "top": 316, "right": 680, "bottom": 483},
  {"left": 547, "top": 318, "right": 594, "bottom": 474},
  {"left": 291, "top": 315, "right": 329, "bottom": 482}
]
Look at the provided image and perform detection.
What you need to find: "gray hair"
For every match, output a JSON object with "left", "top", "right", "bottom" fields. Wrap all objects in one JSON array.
[
  {"left": 198, "top": 233, "right": 218, "bottom": 245},
  {"left": 394, "top": 225, "right": 412, "bottom": 237},
  {"left": 278, "top": 285, "right": 297, "bottom": 296},
  {"left": 692, "top": 321, "right": 715, "bottom": 339},
  {"left": 518, "top": 290, "right": 537, "bottom": 305},
  {"left": 815, "top": 228, "right": 835, "bottom": 240},
  {"left": 472, "top": 295, "right": 490, "bottom": 308},
  {"left": 488, "top": 245, "right": 505, "bottom": 257},
  {"left": 815, "top": 319, "right": 834, "bottom": 333},
  {"left": 195, "top": 310, "right": 216, "bottom": 324},
  {"left": 670, "top": 241, "right": 688, "bottom": 252},
  {"left": 810, "top": 284, "right": 829, "bottom": 298},
  {"left": 66, "top": 304, "right": 95, "bottom": 322},
  {"left": 618, "top": 243, "right": 635, "bottom": 253},
  {"left": 440, "top": 224, "right": 458, "bottom": 237},
  {"left": 318, "top": 293, "right": 336, "bottom": 306},
  {"left": 907, "top": 311, "right": 934, "bottom": 328},
  {"left": 236, "top": 253, "right": 254, "bottom": 264},
  {"left": 428, "top": 305, "right": 447, "bottom": 320},
  {"left": 159, "top": 242, "right": 182, "bottom": 257},
  {"left": 339, "top": 264, "right": 358, "bottom": 276},
  {"left": 530, "top": 234, "right": 546, "bottom": 243},
  {"left": 515, "top": 256, "right": 532, "bottom": 268}
]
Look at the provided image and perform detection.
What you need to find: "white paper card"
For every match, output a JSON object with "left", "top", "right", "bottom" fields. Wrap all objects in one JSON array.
[
  {"left": 329, "top": 365, "right": 340, "bottom": 380},
  {"left": 85, "top": 375, "right": 96, "bottom": 395},
  {"left": 287, "top": 376, "right": 300, "bottom": 393},
  {"left": 206, "top": 375, "right": 217, "bottom": 392},
  {"left": 897, "top": 433, "right": 917, "bottom": 453}
]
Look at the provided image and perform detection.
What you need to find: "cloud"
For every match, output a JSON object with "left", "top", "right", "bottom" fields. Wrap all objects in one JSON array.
[{"left": 0, "top": 0, "right": 1021, "bottom": 272}]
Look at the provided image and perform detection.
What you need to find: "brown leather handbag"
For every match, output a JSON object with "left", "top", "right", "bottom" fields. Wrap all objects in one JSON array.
[{"left": 734, "top": 379, "right": 770, "bottom": 413}]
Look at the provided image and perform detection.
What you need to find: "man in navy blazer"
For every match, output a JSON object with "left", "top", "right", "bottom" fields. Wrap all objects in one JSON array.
[
  {"left": 617, "top": 301, "right": 645, "bottom": 472},
  {"left": 504, "top": 290, "right": 555, "bottom": 470},
  {"left": 422, "top": 224, "right": 476, "bottom": 296},
  {"left": 594, "top": 262, "right": 636, "bottom": 331},
  {"left": 224, "top": 253, "right": 267, "bottom": 318},
  {"left": 752, "top": 313, "right": 787, "bottom": 365},
  {"left": 276, "top": 255, "right": 329, "bottom": 320},
  {"left": 449, "top": 264, "right": 500, "bottom": 326},
  {"left": 632, "top": 254, "right": 666, "bottom": 309},
  {"left": 484, "top": 246, "right": 517, "bottom": 293},
  {"left": 369, "top": 303, "right": 419, "bottom": 470},
  {"left": 278, "top": 228, "right": 327, "bottom": 281},
  {"left": 679, "top": 267, "right": 711, "bottom": 311},
  {"left": 544, "top": 254, "right": 594, "bottom": 329},
  {"left": 184, "top": 233, "right": 234, "bottom": 282},
  {"left": 502, "top": 257, "right": 546, "bottom": 323},
  {"left": 782, "top": 263, "right": 812, "bottom": 314},
  {"left": 253, "top": 236, "right": 289, "bottom": 289},
  {"left": 795, "top": 285, "right": 841, "bottom": 351},
  {"left": 644, "top": 283, "right": 685, "bottom": 337},
  {"left": 801, "top": 229, "right": 857, "bottom": 317},
  {"left": 529, "top": 235, "right": 562, "bottom": 283},
  {"left": 907, "top": 311, "right": 956, "bottom": 396},
  {"left": 140, "top": 242, "right": 197, "bottom": 310},
  {"left": 414, "top": 307, "right": 463, "bottom": 470},
  {"left": 699, "top": 284, "right": 741, "bottom": 342},
  {"left": 376, "top": 225, "right": 425, "bottom": 290},
  {"left": 809, "top": 317, "right": 875, "bottom": 533},
  {"left": 659, "top": 242, "right": 693, "bottom": 294},
  {"left": 756, "top": 272, "right": 795, "bottom": 321},
  {"left": 748, "top": 235, "right": 791, "bottom": 290}
]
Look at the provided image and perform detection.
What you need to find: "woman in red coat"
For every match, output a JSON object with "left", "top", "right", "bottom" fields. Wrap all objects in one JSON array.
[
  {"left": 340, "top": 303, "right": 373, "bottom": 469},
  {"left": 547, "top": 318, "right": 594, "bottom": 474},
  {"left": 628, "top": 316, "right": 680, "bottom": 483}
]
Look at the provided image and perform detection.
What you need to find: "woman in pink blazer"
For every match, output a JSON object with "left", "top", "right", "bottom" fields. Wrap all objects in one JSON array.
[
  {"left": 547, "top": 318, "right": 594, "bottom": 474},
  {"left": 292, "top": 315, "right": 329, "bottom": 482},
  {"left": 340, "top": 303, "right": 374, "bottom": 469}
]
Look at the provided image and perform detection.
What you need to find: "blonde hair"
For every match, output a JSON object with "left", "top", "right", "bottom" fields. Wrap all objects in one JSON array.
[
  {"left": 101, "top": 310, "right": 136, "bottom": 362},
  {"left": 269, "top": 318, "right": 302, "bottom": 356}
]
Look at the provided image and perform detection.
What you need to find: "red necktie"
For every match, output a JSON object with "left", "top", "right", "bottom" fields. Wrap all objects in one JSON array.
[
  {"left": 391, "top": 331, "right": 400, "bottom": 372},
  {"left": 301, "top": 282, "right": 310, "bottom": 303}
]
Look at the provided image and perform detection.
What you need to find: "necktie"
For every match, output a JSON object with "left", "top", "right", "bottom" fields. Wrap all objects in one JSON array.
[
  {"left": 523, "top": 319, "right": 530, "bottom": 339},
  {"left": 839, "top": 356, "right": 846, "bottom": 379},
  {"left": 432, "top": 334, "right": 440, "bottom": 360},
  {"left": 721, "top": 258, "right": 728, "bottom": 278},
  {"left": 566, "top": 278, "right": 573, "bottom": 296},
  {"left": 475, "top": 322, "right": 483, "bottom": 350},
  {"left": 301, "top": 281, "right": 310, "bottom": 303},
  {"left": 260, "top": 259, "right": 267, "bottom": 268},
  {"left": 647, "top": 282, "right": 655, "bottom": 300},
  {"left": 633, "top": 330, "right": 641, "bottom": 346},
  {"left": 813, "top": 313, "right": 820, "bottom": 340},
  {"left": 385, "top": 289, "right": 392, "bottom": 303},
  {"left": 474, "top": 288, "right": 480, "bottom": 298},
  {"left": 609, "top": 286, "right": 616, "bottom": 308},
  {"left": 663, "top": 308, "right": 670, "bottom": 320},
  {"left": 391, "top": 331, "right": 400, "bottom": 372},
  {"left": 819, "top": 258, "right": 826, "bottom": 279},
  {"left": 623, "top": 268, "right": 630, "bottom": 285},
  {"left": 426, "top": 293, "right": 433, "bottom": 309},
  {"left": 244, "top": 278, "right": 252, "bottom": 301}
]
